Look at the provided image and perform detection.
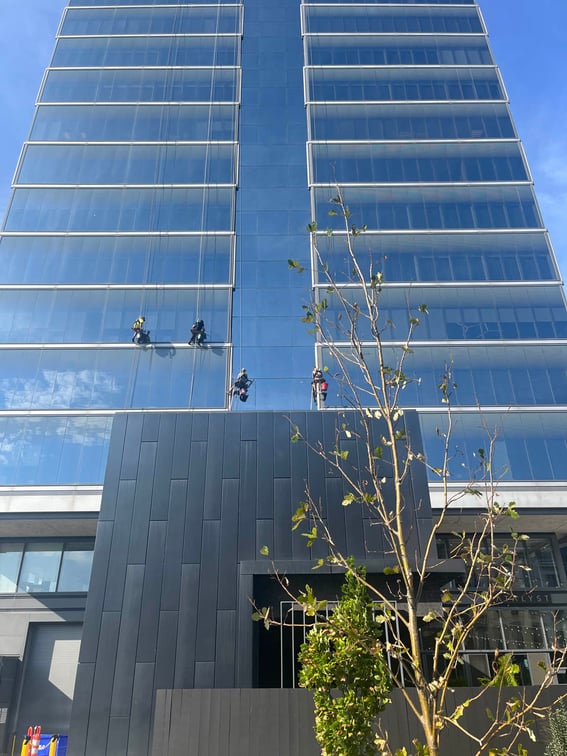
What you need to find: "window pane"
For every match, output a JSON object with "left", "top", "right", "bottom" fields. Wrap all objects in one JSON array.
[
  {"left": 18, "top": 544, "right": 62, "bottom": 593},
  {"left": 58, "top": 546, "right": 94, "bottom": 592},
  {"left": 0, "top": 543, "right": 23, "bottom": 593}
]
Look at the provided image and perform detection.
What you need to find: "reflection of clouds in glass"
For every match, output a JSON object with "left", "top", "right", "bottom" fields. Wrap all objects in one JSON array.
[
  {"left": 0, "top": 415, "right": 112, "bottom": 483},
  {"left": 54, "top": 416, "right": 113, "bottom": 446},
  {"left": 0, "top": 369, "right": 121, "bottom": 409}
]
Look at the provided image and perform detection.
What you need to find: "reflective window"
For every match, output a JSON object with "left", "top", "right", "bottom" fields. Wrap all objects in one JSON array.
[
  {"left": 0, "top": 541, "right": 94, "bottom": 594},
  {"left": 0, "top": 289, "right": 231, "bottom": 344},
  {"left": 5, "top": 187, "right": 234, "bottom": 232},
  {"left": 58, "top": 545, "right": 94, "bottom": 592},
  {"left": 310, "top": 142, "right": 526, "bottom": 184},
  {"left": 317, "top": 285, "right": 567, "bottom": 341},
  {"left": 315, "top": 232, "right": 555, "bottom": 283},
  {"left": 53, "top": 35, "right": 239, "bottom": 68},
  {"left": 304, "top": 7, "right": 482, "bottom": 34},
  {"left": 69, "top": 0, "right": 237, "bottom": 4},
  {"left": 420, "top": 411, "right": 567, "bottom": 481},
  {"left": 437, "top": 535, "right": 560, "bottom": 590},
  {"left": 31, "top": 104, "right": 237, "bottom": 142},
  {"left": 0, "top": 347, "right": 228, "bottom": 410},
  {"left": 307, "top": 35, "right": 491, "bottom": 66},
  {"left": 309, "top": 102, "right": 514, "bottom": 141},
  {"left": 0, "top": 544, "right": 23, "bottom": 593},
  {"left": 0, "top": 415, "right": 112, "bottom": 485},
  {"left": 307, "top": 0, "right": 475, "bottom": 5},
  {"left": 19, "top": 144, "right": 237, "bottom": 185},
  {"left": 18, "top": 543, "right": 62, "bottom": 593},
  {"left": 40, "top": 68, "right": 239, "bottom": 104},
  {"left": 321, "top": 344, "right": 566, "bottom": 408},
  {"left": 0, "top": 234, "right": 233, "bottom": 285},
  {"left": 307, "top": 67, "right": 502, "bottom": 103},
  {"left": 61, "top": 7, "right": 242, "bottom": 36},
  {"left": 313, "top": 186, "right": 540, "bottom": 231}
]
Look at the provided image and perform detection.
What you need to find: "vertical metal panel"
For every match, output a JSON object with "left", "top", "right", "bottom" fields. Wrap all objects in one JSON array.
[
  {"left": 151, "top": 413, "right": 177, "bottom": 520},
  {"left": 160, "top": 479, "right": 187, "bottom": 611},
  {"left": 78, "top": 521, "right": 113, "bottom": 663},
  {"left": 142, "top": 413, "right": 160, "bottom": 442},
  {"left": 67, "top": 662, "right": 95, "bottom": 756},
  {"left": 203, "top": 413, "right": 225, "bottom": 520},
  {"left": 273, "top": 477, "right": 292, "bottom": 559},
  {"left": 236, "top": 572, "right": 254, "bottom": 688},
  {"left": 214, "top": 610, "right": 236, "bottom": 687},
  {"left": 103, "top": 478, "right": 136, "bottom": 611},
  {"left": 273, "top": 413, "right": 292, "bottom": 478},
  {"left": 120, "top": 414, "right": 145, "bottom": 480},
  {"left": 110, "top": 564, "right": 145, "bottom": 718},
  {"left": 127, "top": 662, "right": 155, "bottom": 756},
  {"left": 256, "top": 412, "right": 274, "bottom": 519},
  {"left": 194, "top": 661, "right": 215, "bottom": 687},
  {"left": 84, "top": 611, "right": 121, "bottom": 756},
  {"left": 182, "top": 441, "right": 207, "bottom": 563},
  {"left": 128, "top": 441, "right": 157, "bottom": 564},
  {"left": 154, "top": 611, "right": 179, "bottom": 691},
  {"left": 222, "top": 413, "right": 241, "bottom": 479},
  {"left": 173, "top": 563, "right": 200, "bottom": 689},
  {"left": 137, "top": 521, "right": 167, "bottom": 662},
  {"left": 218, "top": 478, "right": 240, "bottom": 611},
  {"left": 171, "top": 414, "right": 192, "bottom": 479},
  {"left": 107, "top": 717, "right": 129, "bottom": 756},
  {"left": 237, "top": 441, "right": 257, "bottom": 561},
  {"left": 191, "top": 412, "right": 209, "bottom": 442},
  {"left": 99, "top": 413, "right": 127, "bottom": 521},
  {"left": 195, "top": 520, "right": 221, "bottom": 662}
]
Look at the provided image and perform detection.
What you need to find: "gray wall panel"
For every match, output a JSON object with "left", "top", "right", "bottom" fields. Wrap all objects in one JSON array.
[
  {"left": 127, "top": 662, "right": 155, "bottom": 756},
  {"left": 128, "top": 441, "right": 157, "bottom": 564},
  {"left": 67, "top": 662, "right": 95, "bottom": 756},
  {"left": 120, "top": 415, "right": 144, "bottom": 481},
  {"left": 142, "top": 413, "right": 160, "bottom": 442},
  {"left": 195, "top": 520, "right": 220, "bottom": 662},
  {"left": 214, "top": 610, "right": 236, "bottom": 687},
  {"left": 171, "top": 415, "right": 192, "bottom": 479},
  {"left": 84, "top": 611, "right": 121, "bottom": 756},
  {"left": 203, "top": 413, "right": 225, "bottom": 520},
  {"left": 237, "top": 441, "right": 257, "bottom": 561},
  {"left": 182, "top": 441, "right": 207, "bottom": 563},
  {"left": 256, "top": 412, "right": 274, "bottom": 519},
  {"left": 160, "top": 479, "right": 187, "bottom": 611},
  {"left": 103, "top": 479, "right": 136, "bottom": 611},
  {"left": 218, "top": 478, "right": 239, "bottom": 611},
  {"left": 154, "top": 611, "right": 179, "bottom": 691},
  {"left": 78, "top": 521, "right": 113, "bottom": 663},
  {"left": 137, "top": 521, "right": 167, "bottom": 662},
  {"left": 173, "top": 563, "right": 200, "bottom": 689},
  {"left": 99, "top": 413, "right": 127, "bottom": 521},
  {"left": 110, "top": 564, "right": 145, "bottom": 718},
  {"left": 71, "top": 410, "right": 433, "bottom": 755},
  {"left": 150, "top": 414, "right": 177, "bottom": 520},
  {"left": 222, "top": 413, "right": 241, "bottom": 479}
]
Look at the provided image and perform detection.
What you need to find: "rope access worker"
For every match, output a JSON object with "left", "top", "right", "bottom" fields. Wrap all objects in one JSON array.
[
  {"left": 311, "top": 367, "right": 328, "bottom": 402},
  {"left": 189, "top": 319, "right": 206, "bottom": 346},
  {"left": 229, "top": 368, "right": 253, "bottom": 402},
  {"left": 131, "top": 316, "right": 148, "bottom": 344}
]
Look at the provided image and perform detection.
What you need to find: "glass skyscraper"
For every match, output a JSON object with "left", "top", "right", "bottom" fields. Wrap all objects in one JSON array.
[{"left": 0, "top": 0, "right": 565, "bottom": 750}]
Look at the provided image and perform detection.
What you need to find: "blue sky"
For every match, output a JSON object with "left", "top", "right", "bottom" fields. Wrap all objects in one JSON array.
[{"left": 0, "top": 0, "right": 565, "bottom": 279}]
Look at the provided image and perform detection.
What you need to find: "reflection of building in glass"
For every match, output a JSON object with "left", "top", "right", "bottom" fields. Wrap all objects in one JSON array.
[{"left": 0, "top": 0, "right": 566, "bottom": 753}]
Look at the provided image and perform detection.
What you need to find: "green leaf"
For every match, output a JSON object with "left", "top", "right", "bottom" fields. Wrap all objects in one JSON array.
[
  {"left": 422, "top": 610, "right": 437, "bottom": 623},
  {"left": 341, "top": 493, "right": 356, "bottom": 507},
  {"left": 383, "top": 566, "right": 400, "bottom": 575},
  {"left": 260, "top": 545, "right": 269, "bottom": 556}
]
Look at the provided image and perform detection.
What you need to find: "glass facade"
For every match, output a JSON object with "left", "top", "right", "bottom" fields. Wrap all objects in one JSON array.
[{"left": 0, "top": 0, "right": 565, "bottom": 490}]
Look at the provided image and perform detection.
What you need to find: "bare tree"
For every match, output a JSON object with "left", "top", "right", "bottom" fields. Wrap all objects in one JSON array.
[{"left": 256, "top": 188, "right": 566, "bottom": 756}]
